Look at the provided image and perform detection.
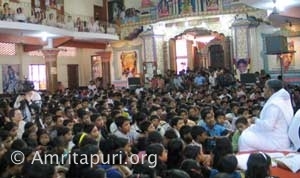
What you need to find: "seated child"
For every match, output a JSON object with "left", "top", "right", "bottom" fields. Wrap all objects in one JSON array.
[
  {"left": 231, "top": 117, "right": 249, "bottom": 153},
  {"left": 214, "top": 154, "right": 242, "bottom": 178}
]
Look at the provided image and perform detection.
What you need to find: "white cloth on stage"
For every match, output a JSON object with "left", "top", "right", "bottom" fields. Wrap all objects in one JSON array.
[
  {"left": 239, "top": 89, "right": 294, "bottom": 151},
  {"left": 288, "top": 109, "right": 300, "bottom": 151}
]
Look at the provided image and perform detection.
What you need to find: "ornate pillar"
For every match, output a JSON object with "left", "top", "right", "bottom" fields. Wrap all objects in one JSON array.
[
  {"left": 231, "top": 17, "right": 257, "bottom": 78},
  {"left": 231, "top": 18, "right": 251, "bottom": 62},
  {"left": 41, "top": 48, "right": 60, "bottom": 93},
  {"left": 140, "top": 30, "right": 164, "bottom": 82}
]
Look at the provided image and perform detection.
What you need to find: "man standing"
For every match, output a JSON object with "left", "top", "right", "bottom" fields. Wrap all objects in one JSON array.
[{"left": 239, "top": 79, "right": 293, "bottom": 151}]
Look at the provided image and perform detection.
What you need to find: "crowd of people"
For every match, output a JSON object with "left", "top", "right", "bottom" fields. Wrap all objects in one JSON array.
[
  {"left": 0, "top": 2, "right": 109, "bottom": 33},
  {"left": 0, "top": 67, "right": 300, "bottom": 178}
]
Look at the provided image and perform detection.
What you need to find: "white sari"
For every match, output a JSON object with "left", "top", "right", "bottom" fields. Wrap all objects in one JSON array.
[{"left": 239, "top": 89, "right": 293, "bottom": 151}]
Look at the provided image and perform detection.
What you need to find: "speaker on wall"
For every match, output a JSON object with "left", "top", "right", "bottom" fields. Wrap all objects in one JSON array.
[
  {"left": 240, "top": 73, "right": 257, "bottom": 84},
  {"left": 265, "top": 36, "right": 288, "bottom": 54},
  {"left": 128, "top": 77, "right": 141, "bottom": 89}
]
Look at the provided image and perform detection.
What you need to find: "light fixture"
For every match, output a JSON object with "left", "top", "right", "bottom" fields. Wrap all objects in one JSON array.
[
  {"left": 185, "top": 21, "right": 189, "bottom": 27},
  {"left": 32, "top": 31, "right": 58, "bottom": 42}
]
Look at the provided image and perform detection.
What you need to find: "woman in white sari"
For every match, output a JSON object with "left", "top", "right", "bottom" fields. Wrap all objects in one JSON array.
[{"left": 239, "top": 79, "right": 293, "bottom": 151}]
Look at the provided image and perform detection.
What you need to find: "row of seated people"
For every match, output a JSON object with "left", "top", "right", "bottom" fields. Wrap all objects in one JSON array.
[{"left": 0, "top": 2, "right": 115, "bottom": 34}]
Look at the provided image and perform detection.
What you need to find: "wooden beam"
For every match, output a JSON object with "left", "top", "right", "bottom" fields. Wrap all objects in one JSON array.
[
  {"left": 0, "top": 34, "right": 46, "bottom": 45},
  {"left": 53, "top": 36, "right": 73, "bottom": 48},
  {"left": 23, "top": 45, "right": 42, "bottom": 52},
  {"left": 63, "top": 40, "right": 106, "bottom": 49}
]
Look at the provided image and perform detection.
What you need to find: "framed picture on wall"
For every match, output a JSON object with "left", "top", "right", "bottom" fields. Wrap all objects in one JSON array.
[
  {"left": 108, "top": 0, "right": 124, "bottom": 24},
  {"left": 2, "top": 64, "right": 21, "bottom": 94},
  {"left": 205, "top": 0, "right": 219, "bottom": 11},
  {"left": 119, "top": 50, "right": 138, "bottom": 78},
  {"left": 91, "top": 56, "right": 102, "bottom": 80},
  {"left": 267, "top": 36, "right": 299, "bottom": 72}
]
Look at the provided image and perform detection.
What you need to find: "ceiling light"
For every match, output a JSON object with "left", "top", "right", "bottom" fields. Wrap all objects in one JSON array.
[{"left": 32, "top": 31, "right": 58, "bottom": 41}]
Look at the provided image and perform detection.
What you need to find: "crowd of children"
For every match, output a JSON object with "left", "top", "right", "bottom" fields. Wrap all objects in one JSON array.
[{"left": 0, "top": 68, "right": 298, "bottom": 178}]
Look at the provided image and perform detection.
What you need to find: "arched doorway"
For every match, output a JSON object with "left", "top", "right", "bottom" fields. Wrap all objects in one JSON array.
[{"left": 170, "top": 27, "right": 231, "bottom": 72}]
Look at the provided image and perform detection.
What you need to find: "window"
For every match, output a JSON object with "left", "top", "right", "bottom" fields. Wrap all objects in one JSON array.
[
  {"left": 0, "top": 43, "right": 16, "bottom": 55},
  {"left": 28, "top": 64, "right": 46, "bottom": 90},
  {"left": 176, "top": 39, "right": 188, "bottom": 74}
]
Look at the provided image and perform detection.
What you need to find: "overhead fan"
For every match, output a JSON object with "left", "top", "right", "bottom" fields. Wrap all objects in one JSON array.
[
  {"left": 268, "top": 0, "right": 300, "bottom": 28},
  {"left": 240, "top": 0, "right": 300, "bottom": 29}
]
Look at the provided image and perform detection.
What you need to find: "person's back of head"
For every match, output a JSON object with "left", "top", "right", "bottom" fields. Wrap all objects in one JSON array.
[
  {"left": 164, "top": 169, "right": 191, "bottom": 178},
  {"left": 181, "top": 159, "right": 204, "bottom": 178},
  {"left": 217, "top": 154, "right": 238, "bottom": 174},
  {"left": 147, "top": 131, "right": 163, "bottom": 144},
  {"left": 213, "top": 172, "right": 236, "bottom": 178},
  {"left": 190, "top": 125, "right": 206, "bottom": 141},
  {"left": 81, "top": 167, "right": 106, "bottom": 178},
  {"left": 183, "top": 145, "right": 201, "bottom": 160},
  {"left": 24, "top": 162, "right": 55, "bottom": 178},
  {"left": 266, "top": 79, "right": 283, "bottom": 93},
  {"left": 245, "top": 152, "right": 271, "bottom": 178}
]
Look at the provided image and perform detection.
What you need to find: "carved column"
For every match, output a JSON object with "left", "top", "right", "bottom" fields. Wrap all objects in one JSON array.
[
  {"left": 41, "top": 48, "right": 60, "bottom": 93},
  {"left": 231, "top": 18, "right": 254, "bottom": 79},
  {"left": 140, "top": 30, "right": 164, "bottom": 82},
  {"left": 231, "top": 19, "right": 251, "bottom": 61}
]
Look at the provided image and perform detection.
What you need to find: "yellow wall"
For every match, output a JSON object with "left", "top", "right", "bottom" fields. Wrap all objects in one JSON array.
[{"left": 0, "top": 45, "right": 98, "bottom": 92}]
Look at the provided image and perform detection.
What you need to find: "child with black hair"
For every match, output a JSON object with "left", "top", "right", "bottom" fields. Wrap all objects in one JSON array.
[
  {"left": 180, "top": 125, "right": 193, "bottom": 145},
  {"left": 145, "top": 143, "right": 167, "bottom": 177},
  {"left": 22, "top": 130, "right": 38, "bottom": 148},
  {"left": 214, "top": 154, "right": 242, "bottom": 178},
  {"left": 231, "top": 117, "right": 249, "bottom": 153},
  {"left": 162, "top": 128, "right": 177, "bottom": 147},
  {"left": 0, "top": 149, "right": 24, "bottom": 178},
  {"left": 212, "top": 137, "right": 233, "bottom": 169},
  {"left": 57, "top": 126, "right": 74, "bottom": 152},
  {"left": 183, "top": 145, "right": 216, "bottom": 177},
  {"left": 167, "top": 138, "right": 184, "bottom": 169},
  {"left": 3, "top": 122, "right": 18, "bottom": 141},
  {"left": 245, "top": 152, "right": 275, "bottom": 178},
  {"left": 0, "top": 130, "right": 13, "bottom": 150},
  {"left": 200, "top": 108, "right": 229, "bottom": 152},
  {"left": 163, "top": 169, "right": 190, "bottom": 178},
  {"left": 215, "top": 109, "right": 233, "bottom": 132},
  {"left": 37, "top": 129, "right": 51, "bottom": 151},
  {"left": 181, "top": 159, "right": 205, "bottom": 178},
  {"left": 190, "top": 125, "right": 210, "bottom": 154},
  {"left": 83, "top": 123, "right": 100, "bottom": 142}
]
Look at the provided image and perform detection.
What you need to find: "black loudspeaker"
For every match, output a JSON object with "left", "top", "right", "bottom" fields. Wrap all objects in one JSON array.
[
  {"left": 265, "top": 36, "right": 288, "bottom": 54},
  {"left": 128, "top": 77, "right": 141, "bottom": 89},
  {"left": 240, "top": 73, "right": 257, "bottom": 84}
]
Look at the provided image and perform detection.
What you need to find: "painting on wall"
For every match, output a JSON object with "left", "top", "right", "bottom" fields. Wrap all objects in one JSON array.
[
  {"left": 108, "top": 0, "right": 124, "bottom": 24},
  {"left": 267, "top": 36, "right": 299, "bottom": 72},
  {"left": 2, "top": 64, "right": 21, "bottom": 94},
  {"left": 91, "top": 56, "right": 102, "bottom": 80},
  {"left": 119, "top": 50, "right": 138, "bottom": 78},
  {"left": 31, "top": 0, "right": 64, "bottom": 16},
  {"left": 206, "top": 0, "right": 219, "bottom": 11},
  {"left": 234, "top": 58, "right": 250, "bottom": 74}
]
